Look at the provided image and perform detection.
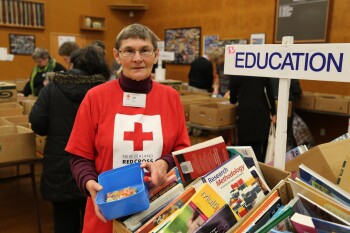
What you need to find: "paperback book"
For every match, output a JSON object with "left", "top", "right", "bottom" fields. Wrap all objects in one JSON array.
[
  {"left": 312, "top": 217, "right": 350, "bottom": 233},
  {"left": 136, "top": 187, "right": 196, "bottom": 233},
  {"left": 299, "top": 164, "right": 350, "bottom": 207},
  {"left": 202, "top": 155, "right": 266, "bottom": 218},
  {"left": 288, "top": 178, "right": 350, "bottom": 224},
  {"left": 290, "top": 213, "right": 316, "bottom": 233},
  {"left": 159, "top": 183, "right": 231, "bottom": 233},
  {"left": 285, "top": 145, "right": 308, "bottom": 163},
  {"left": 193, "top": 204, "right": 239, "bottom": 233},
  {"left": 172, "top": 136, "right": 230, "bottom": 186},
  {"left": 123, "top": 182, "right": 184, "bottom": 231}
]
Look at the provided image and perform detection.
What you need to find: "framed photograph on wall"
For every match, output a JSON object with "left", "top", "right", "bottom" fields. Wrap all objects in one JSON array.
[
  {"left": 217, "top": 38, "right": 248, "bottom": 49},
  {"left": 203, "top": 35, "right": 219, "bottom": 55},
  {"left": 250, "top": 33, "right": 266, "bottom": 44},
  {"left": 164, "top": 27, "right": 201, "bottom": 64},
  {"left": 9, "top": 34, "right": 35, "bottom": 55}
]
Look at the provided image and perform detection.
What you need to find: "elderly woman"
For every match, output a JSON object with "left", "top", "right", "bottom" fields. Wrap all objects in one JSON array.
[
  {"left": 66, "top": 24, "right": 190, "bottom": 233},
  {"left": 22, "top": 47, "right": 66, "bottom": 96}
]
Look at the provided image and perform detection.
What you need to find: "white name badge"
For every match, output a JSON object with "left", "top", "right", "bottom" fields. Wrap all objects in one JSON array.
[{"left": 123, "top": 92, "right": 146, "bottom": 108}]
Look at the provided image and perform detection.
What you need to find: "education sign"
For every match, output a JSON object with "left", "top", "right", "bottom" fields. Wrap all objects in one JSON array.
[{"left": 224, "top": 43, "right": 350, "bottom": 82}]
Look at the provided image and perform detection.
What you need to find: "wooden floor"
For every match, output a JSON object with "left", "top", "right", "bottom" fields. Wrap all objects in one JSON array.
[
  {"left": 0, "top": 163, "right": 54, "bottom": 233},
  {"left": 0, "top": 132, "right": 227, "bottom": 233}
]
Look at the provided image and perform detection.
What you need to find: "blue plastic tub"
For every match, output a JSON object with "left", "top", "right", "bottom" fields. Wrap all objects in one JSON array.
[{"left": 95, "top": 163, "right": 150, "bottom": 220}]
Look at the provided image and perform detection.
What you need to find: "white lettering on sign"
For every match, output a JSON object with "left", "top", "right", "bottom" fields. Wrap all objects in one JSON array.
[{"left": 224, "top": 44, "right": 350, "bottom": 82}]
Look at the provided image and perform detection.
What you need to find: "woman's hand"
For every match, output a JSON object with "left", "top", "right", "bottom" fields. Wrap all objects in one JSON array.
[
  {"left": 141, "top": 160, "right": 168, "bottom": 189},
  {"left": 86, "top": 179, "right": 107, "bottom": 223}
]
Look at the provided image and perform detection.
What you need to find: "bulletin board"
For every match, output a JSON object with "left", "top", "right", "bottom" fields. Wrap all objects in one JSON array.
[
  {"left": 50, "top": 33, "right": 86, "bottom": 69},
  {"left": 274, "top": 0, "right": 331, "bottom": 43}
]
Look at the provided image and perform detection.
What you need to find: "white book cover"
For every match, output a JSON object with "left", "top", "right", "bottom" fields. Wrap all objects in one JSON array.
[
  {"left": 202, "top": 155, "right": 266, "bottom": 218},
  {"left": 227, "top": 145, "right": 262, "bottom": 175}
]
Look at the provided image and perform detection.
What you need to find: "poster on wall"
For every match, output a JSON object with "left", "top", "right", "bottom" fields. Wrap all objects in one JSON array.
[
  {"left": 164, "top": 27, "right": 201, "bottom": 64},
  {"left": 250, "top": 33, "right": 266, "bottom": 44},
  {"left": 217, "top": 39, "right": 248, "bottom": 49},
  {"left": 203, "top": 35, "right": 219, "bottom": 55},
  {"left": 9, "top": 34, "right": 35, "bottom": 55}
]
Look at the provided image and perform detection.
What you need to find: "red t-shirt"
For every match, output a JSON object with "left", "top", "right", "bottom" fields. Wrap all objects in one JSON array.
[{"left": 66, "top": 80, "right": 190, "bottom": 233}]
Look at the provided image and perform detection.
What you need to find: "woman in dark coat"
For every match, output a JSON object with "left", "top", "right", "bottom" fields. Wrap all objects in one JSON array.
[
  {"left": 29, "top": 45, "right": 110, "bottom": 233},
  {"left": 229, "top": 76, "right": 276, "bottom": 162}
]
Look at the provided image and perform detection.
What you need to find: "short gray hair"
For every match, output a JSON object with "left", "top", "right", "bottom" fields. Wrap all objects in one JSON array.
[
  {"left": 32, "top": 48, "right": 50, "bottom": 60},
  {"left": 114, "top": 23, "right": 159, "bottom": 50}
]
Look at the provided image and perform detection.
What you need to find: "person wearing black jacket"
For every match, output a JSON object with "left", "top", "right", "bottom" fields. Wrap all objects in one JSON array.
[
  {"left": 29, "top": 45, "right": 110, "bottom": 233},
  {"left": 229, "top": 76, "right": 277, "bottom": 162}
]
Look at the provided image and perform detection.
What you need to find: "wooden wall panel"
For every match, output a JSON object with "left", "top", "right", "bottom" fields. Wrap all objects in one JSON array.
[{"left": 1, "top": 0, "right": 350, "bottom": 95}]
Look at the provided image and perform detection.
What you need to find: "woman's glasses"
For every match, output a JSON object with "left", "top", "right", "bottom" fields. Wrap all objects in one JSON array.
[{"left": 119, "top": 48, "right": 155, "bottom": 57}]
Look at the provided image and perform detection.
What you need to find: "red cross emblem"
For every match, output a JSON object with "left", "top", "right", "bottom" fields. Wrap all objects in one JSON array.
[{"left": 124, "top": 122, "right": 153, "bottom": 151}]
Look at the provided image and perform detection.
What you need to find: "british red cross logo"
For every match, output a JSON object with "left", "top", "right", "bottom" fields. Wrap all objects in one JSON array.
[{"left": 124, "top": 122, "right": 153, "bottom": 151}]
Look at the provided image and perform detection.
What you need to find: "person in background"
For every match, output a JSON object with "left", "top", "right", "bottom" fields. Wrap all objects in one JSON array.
[
  {"left": 29, "top": 45, "right": 110, "bottom": 233},
  {"left": 58, "top": 41, "right": 80, "bottom": 67},
  {"left": 188, "top": 49, "right": 220, "bottom": 94},
  {"left": 91, "top": 40, "right": 106, "bottom": 56},
  {"left": 66, "top": 23, "right": 190, "bottom": 233},
  {"left": 22, "top": 48, "right": 66, "bottom": 97},
  {"left": 228, "top": 76, "right": 277, "bottom": 162}
]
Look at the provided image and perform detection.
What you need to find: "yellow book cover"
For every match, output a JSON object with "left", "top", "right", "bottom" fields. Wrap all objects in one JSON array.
[
  {"left": 160, "top": 183, "right": 236, "bottom": 233},
  {"left": 289, "top": 178, "right": 350, "bottom": 224}
]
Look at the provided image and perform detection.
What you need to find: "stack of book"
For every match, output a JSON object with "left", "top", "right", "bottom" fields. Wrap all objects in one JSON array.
[{"left": 114, "top": 136, "right": 350, "bottom": 232}]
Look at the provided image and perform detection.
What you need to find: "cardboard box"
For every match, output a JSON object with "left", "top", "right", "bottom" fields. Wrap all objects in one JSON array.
[
  {"left": 17, "top": 98, "right": 36, "bottom": 115},
  {"left": 14, "top": 79, "right": 27, "bottom": 92},
  {"left": 0, "top": 118, "right": 13, "bottom": 126},
  {"left": 0, "top": 125, "right": 36, "bottom": 163},
  {"left": 294, "top": 91, "right": 316, "bottom": 110},
  {"left": 0, "top": 102, "right": 23, "bottom": 117},
  {"left": 113, "top": 162, "right": 291, "bottom": 233},
  {"left": 156, "top": 79, "right": 182, "bottom": 93},
  {"left": 189, "top": 103, "right": 237, "bottom": 127},
  {"left": 314, "top": 95, "right": 348, "bottom": 114},
  {"left": 1, "top": 115, "right": 30, "bottom": 128},
  {"left": 285, "top": 138, "right": 350, "bottom": 185},
  {"left": 0, "top": 82, "right": 17, "bottom": 103}
]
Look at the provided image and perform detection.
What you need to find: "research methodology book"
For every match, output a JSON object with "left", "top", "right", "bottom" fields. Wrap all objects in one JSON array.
[
  {"left": 202, "top": 155, "right": 266, "bottom": 218},
  {"left": 299, "top": 164, "right": 350, "bottom": 207},
  {"left": 172, "top": 136, "right": 229, "bottom": 186}
]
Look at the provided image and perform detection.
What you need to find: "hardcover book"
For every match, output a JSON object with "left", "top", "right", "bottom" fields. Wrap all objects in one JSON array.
[
  {"left": 227, "top": 145, "right": 262, "bottom": 175},
  {"left": 202, "top": 155, "right": 266, "bottom": 218},
  {"left": 299, "top": 164, "right": 350, "bottom": 207},
  {"left": 159, "top": 183, "right": 230, "bottom": 233},
  {"left": 172, "top": 136, "right": 230, "bottom": 186}
]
